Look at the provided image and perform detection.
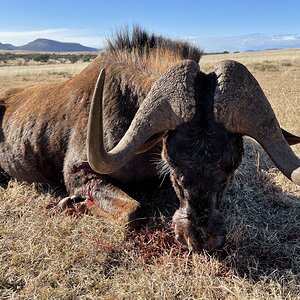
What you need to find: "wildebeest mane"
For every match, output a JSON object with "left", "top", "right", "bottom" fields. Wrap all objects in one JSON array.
[{"left": 107, "top": 26, "right": 202, "bottom": 63}]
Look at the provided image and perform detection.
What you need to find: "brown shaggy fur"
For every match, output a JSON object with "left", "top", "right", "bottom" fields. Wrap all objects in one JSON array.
[{"left": 0, "top": 27, "right": 201, "bottom": 227}]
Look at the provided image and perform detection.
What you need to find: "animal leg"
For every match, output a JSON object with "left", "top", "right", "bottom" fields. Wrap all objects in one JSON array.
[{"left": 73, "top": 179, "right": 141, "bottom": 228}]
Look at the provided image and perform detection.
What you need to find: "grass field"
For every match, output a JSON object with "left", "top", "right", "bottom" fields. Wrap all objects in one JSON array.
[{"left": 0, "top": 49, "right": 300, "bottom": 299}]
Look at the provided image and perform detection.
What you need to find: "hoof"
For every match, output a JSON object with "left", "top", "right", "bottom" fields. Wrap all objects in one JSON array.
[{"left": 57, "top": 195, "right": 82, "bottom": 210}]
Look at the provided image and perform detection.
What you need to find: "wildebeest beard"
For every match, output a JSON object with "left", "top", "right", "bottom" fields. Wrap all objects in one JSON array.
[{"left": 162, "top": 72, "right": 244, "bottom": 251}]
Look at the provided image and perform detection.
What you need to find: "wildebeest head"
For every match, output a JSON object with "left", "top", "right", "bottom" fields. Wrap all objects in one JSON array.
[{"left": 87, "top": 59, "right": 300, "bottom": 251}]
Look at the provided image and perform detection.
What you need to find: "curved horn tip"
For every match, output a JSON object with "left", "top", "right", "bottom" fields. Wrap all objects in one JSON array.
[
  {"left": 291, "top": 167, "right": 300, "bottom": 185},
  {"left": 98, "top": 68, "right": 106, "bottom": 82}
]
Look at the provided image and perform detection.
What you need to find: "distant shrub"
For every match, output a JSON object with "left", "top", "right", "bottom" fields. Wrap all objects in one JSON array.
[
  {"left": 67, "top": 55, "right": 78, "bottom": 63},
  {"left": 0, "top": 52, "right": 97, "bottom": 65},
  {"left": 0, "top": 53, "right": 16, "bottom": 62},
  {"left": 33, "top": 54, "right": 51, "bottom": 63},
  {"left": 82, "top": 55, "right": 94, "bottom": 62}
]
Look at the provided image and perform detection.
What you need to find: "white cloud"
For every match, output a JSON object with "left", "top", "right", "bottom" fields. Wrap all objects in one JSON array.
[
  {"left": 0, "top": 28, "right": 105, "bottom": 48},
  {"left": 271, "top": 35, "right": 297, "bottom": 41},
  {"left": 185, "top": 33, "right": 300, "bottom": 52}
]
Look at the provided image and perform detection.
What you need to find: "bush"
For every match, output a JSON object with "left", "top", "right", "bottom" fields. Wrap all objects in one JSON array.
[{"left": 33, "top": 54, "right": 51, "bottom": 63}]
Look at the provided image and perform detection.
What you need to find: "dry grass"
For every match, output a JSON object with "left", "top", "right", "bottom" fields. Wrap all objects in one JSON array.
[
  {"left": 0, "top": 63, "right": 89, "bottom": 95},
  {"left": 1, "top": 49, "right": 300, "bottom": 299}
]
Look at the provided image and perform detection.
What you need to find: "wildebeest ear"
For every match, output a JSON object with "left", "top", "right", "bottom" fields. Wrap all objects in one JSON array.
[
  {"left": 135, "top": 132, "right": 167, "bottom": 154},
  {"left": 282, "top": 128, "right": 300, "bottom": 145}
]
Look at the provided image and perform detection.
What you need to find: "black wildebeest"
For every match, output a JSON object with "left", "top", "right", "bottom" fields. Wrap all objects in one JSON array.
[{"left": 1, "top": 27, "right": 299, "bottom": 251}]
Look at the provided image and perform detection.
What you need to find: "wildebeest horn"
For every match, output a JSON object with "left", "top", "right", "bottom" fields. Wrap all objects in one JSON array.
[
  {"left": 214, "top": 60, "right": 300, "bottom": 185},
  {"left": 87, "top": 60, "right": 199, "bottom": 174}
]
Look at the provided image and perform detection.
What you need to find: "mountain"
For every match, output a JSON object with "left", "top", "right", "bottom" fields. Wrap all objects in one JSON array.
[
  {"left": 18, "top": 39, "right": 97, "bottom": 52},
  {"left": 0, "top": 39, "right": 98, "bottom": 52},
  {"left": 0, "top": 42, "right": 16, "bottom": 50}
]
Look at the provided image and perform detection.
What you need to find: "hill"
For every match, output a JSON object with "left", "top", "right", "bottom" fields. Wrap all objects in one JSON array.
[
  {"left": 0, "top": 38, "right": 97, "bottom": 52},
  {"left": 0, "top": 42, "right": 16, "bottom": 50}
]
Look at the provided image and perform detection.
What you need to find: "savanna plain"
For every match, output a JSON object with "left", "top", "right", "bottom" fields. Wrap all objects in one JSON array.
[{"left": 0, "top": 49, "right": 300, "bottom": 299}]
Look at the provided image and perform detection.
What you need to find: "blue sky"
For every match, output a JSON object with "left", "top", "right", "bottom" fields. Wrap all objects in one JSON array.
[{"left": 1, "top": 0, "right": 300, "bottom": 52}]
